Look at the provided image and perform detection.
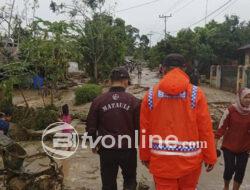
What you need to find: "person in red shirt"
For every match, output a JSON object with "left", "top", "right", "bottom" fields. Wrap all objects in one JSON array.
[
  {"left": 215, "top": 88, "right": 250, "bottom": 190},
  {"left": 140, "top": 53, "right": 217, "bottom": 190}
]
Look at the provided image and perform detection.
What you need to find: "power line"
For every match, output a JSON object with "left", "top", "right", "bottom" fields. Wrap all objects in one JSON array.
[
  {"left": 156, "top": 0, "right": 240, "bottom": 40},
  {"left": 117, "top": 0, "right": 162, "bottom": 13},
  {"left": 172, "top": 0, "right": 197, "bottom": 15},
  {"left": 165, "top": 0, "right": 183, "bottom": 14},
  {"left": 188, "top": 0, "right": 233, "bottom": 28},
  {"left": 210, "top": 0, "right": 240, "bottom": 20}
]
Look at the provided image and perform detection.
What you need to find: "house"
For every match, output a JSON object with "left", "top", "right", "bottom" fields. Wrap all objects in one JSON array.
[
  {"left": 238, "top": 44, "right": 250, "bottom": 88},
  {"left": 210, "top": 44, "right": 250, "bottom": 91},
  {"left": 238, "top": 44, "right": 250, "bottom": 66}
]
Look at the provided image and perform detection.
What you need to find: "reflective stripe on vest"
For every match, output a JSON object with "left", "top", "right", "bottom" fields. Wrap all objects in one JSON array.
[
  {"left": 158, "top": 90, "right": 187, "bottom": 99},
  {"left": 148, "top": 87, "right": 154, "bottom": 111},
  {"left": 191, "top": 85, "right": 198, "bottom": 109},
  {"left": 151, "top": 139, "right": 202, "bottom": 157},
  {"left": 148, "top": 85, "right": 198, "bottom": 110},
  {"left": 151, "top": 149, "right": 202, "bottom": 157}
]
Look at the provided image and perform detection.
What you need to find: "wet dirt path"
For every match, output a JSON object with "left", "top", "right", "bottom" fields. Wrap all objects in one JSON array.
[
  {"left": 3, "top": 68, "right": 249, "bottom": 190},
  {"left": 60, "top": 68, "right": 249, "bottom": 190}
]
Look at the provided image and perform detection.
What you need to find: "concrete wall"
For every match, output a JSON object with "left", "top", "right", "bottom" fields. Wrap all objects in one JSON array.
[
  {"left": 245, "top": 50, "right": 250, "bottom": 66},
  {"left": 211, "top": 64, "right": 250, "bottom": 92},
  {"left": 210, "top": 65, "right": 221, "bottom": 89},
  {"left": 220, "top": 65, "right": 238, "bottom": 92}
]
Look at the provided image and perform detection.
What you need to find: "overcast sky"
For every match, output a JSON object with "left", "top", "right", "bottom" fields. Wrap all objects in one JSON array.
[{"left": 2, "top": 0, "right": 250, "bottom": 44}]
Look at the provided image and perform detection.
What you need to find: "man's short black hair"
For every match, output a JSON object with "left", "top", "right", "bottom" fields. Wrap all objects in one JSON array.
[
  {"left": 110, "top": 67, "right": 130, "bottom": 81},
  {"left": 163, "top": 53, "right": 186, "bottom": 68}
]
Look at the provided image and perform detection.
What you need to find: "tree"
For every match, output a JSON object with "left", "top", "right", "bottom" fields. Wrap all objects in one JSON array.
[
  {"left": 85, "top": 0, "right": 105, "bottom": 10},
  {"left": 134, "top": 35, "right": 150, "bottom": 60},
  {"left": 50, "top": 0, "right": 142, "bottom": 81},
  {"left": 0, "top": 61, "right": 32, "bottom": 108},
  {"left": 148, "top": 15, "right": 250, "bottom": 75},
  {"left": 50, "top": 0, "right": 107, "bottom": 81},
  {"left": 80, "top": 14, "right": 129, "bottom": 80},
  {"left": 19, "top": 19, "right": 76, "bottom": 105},
  {"left": 125, "top": 25, "right": 140, "bottom": 56},
  {"left": 0, "top": 0, "right": 39, "bottom": 63}
]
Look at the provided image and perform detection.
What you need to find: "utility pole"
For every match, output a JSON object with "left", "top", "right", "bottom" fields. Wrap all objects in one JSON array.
[{"left": 159, "top": 14, "right": 172, "bottom": 39}]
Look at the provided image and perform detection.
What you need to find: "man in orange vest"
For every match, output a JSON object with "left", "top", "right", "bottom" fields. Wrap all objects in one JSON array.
[{"left": 140, "top": 53, "right": 217, "bottom": 190}]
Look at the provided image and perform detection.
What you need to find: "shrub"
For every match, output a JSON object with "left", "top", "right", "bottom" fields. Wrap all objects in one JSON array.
[
  {"left": 35, "top": 107, "right": 58, "bottom": 130},
  {"left": 0, "top": 101, "right": 13, "bottom": 114},
  {"left": 75, "top": 84, "right": 102, "bottom": 105},
  {"left": 12, "top": 106, "right": 59, "bottom": 131}
]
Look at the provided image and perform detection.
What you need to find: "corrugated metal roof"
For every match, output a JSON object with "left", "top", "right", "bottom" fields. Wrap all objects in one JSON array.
[{"left": 238, "top": 44, "right": 250, "bottom": 50}]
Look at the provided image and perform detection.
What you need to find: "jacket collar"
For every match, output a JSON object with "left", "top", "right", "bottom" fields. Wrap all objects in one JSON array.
[{"left": 109, "top": 86, "right": 126, "bottom": 92}]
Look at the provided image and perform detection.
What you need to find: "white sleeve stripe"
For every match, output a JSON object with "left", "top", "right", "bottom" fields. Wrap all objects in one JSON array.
[{"left": 218, "top": 109, "right": 229, "bottom": 129}]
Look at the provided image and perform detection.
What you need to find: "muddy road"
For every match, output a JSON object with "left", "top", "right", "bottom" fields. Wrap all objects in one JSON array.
[{"left": 1, "top": 68, "right": 249, "bottom": 190}]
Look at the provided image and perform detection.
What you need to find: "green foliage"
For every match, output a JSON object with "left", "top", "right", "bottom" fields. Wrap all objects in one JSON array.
[
  {"left": 18, "top": 19, "right": 77, "bottom": 104},
  {"left": 75, "top": 84, "right": 102, "bottom": 105},
  {"left": 148, "top": 47, "right": 165, "bottom": 70},
  {"left": 148, "top": 15, "right": 250, "bottom": 75},
  {"left": 0, "top": 101, "right": 13, "bottom": 115},
  {"left": 35, "top": 107, "right": 58, "bottom": 130},
  {"left": 0, "top": 80, "right": 13, "bottom": 109},
  {"left": 20, "top": 19, "right": 75, "bottom": 82},
  {"left": 49, "top": 0, "right": 143, "bottom": 81},
  {"left": 147, "top": 37, "right": 174, "bottom": 69},
  {"left": 12, "top": 106, "right": 59, "bottom": 131},
  {"left": 85, "top": 0, "right": 105, "bottom": 10},
  {"left": 77, "top": 13, "right": 136, "bottom": 81},
  {"left": 134, "top": 35, "right": 150, "bottom": 60},
  {"left": 125, "top": 25, "right": 140, "bottom": 56}
]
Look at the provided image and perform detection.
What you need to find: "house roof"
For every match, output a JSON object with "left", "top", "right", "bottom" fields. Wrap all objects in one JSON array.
[{"left": 238, "top": 44, "right": 250, "bottom": 51}]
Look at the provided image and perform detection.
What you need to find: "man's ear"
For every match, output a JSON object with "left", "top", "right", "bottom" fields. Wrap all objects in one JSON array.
[
  {"left": 162, "top": 66, "right": 169, "bottom": 74},
  {"left": 123, "top": 79, "right": 128, "bottom": 87}
]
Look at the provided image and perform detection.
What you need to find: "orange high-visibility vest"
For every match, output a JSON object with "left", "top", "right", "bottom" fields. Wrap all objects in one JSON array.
[{"left": 140, "top": 68, "right": 217, "bottom": 179}]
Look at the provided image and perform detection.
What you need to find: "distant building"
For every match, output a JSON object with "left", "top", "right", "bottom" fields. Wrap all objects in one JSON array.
[
  {"left": 68, "top": 62, "right": 80, "bottom": 73},
  {"left": 210, "top": 44, "right": 250, "bottom": 92},
  {"left": 238, "top": 44, "right": 250, "bottom": 66}
]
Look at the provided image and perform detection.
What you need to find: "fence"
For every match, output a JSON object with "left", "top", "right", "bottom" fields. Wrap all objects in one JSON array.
[
  {"left": 220, "top": 65, "right": 238, "bottom": 92},
  {"left": 210, "top": 65, "right": 250, "bottom": 92},
  {"left": 210, "top": 65, "right": 221, "bottom": 88}
]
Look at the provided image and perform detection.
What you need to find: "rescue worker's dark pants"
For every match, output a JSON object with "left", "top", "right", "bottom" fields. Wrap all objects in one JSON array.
[
  {"left": 222, "top": 148, "right": 249, "bottom": 184},
  {"left": 99, "top": 148, "right": 137, "bottom": 190}
]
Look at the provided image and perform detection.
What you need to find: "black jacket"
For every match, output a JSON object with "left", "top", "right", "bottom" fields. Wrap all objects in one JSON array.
[{"left": 86, "top": 87, "right": 141, "bottom": 149}]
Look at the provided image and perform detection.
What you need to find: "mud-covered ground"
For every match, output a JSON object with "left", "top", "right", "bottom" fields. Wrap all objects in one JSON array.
[{"left": 1, "top": 68, "right": 250, "bottom": 190}]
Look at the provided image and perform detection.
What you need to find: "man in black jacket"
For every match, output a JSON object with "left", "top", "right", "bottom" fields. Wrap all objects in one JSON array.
[{"left": 86, "top": 67, "right": 140, "bottom": 190}]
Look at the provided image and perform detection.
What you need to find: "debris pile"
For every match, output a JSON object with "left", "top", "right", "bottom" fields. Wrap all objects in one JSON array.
[{"left": 209, "top": 102, "right": 231, "bottom": 130}]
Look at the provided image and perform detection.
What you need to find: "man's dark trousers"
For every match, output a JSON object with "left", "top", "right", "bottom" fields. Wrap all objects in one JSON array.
[{"left": 99, "top": 148, "right": 137, "bottom": 190}]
